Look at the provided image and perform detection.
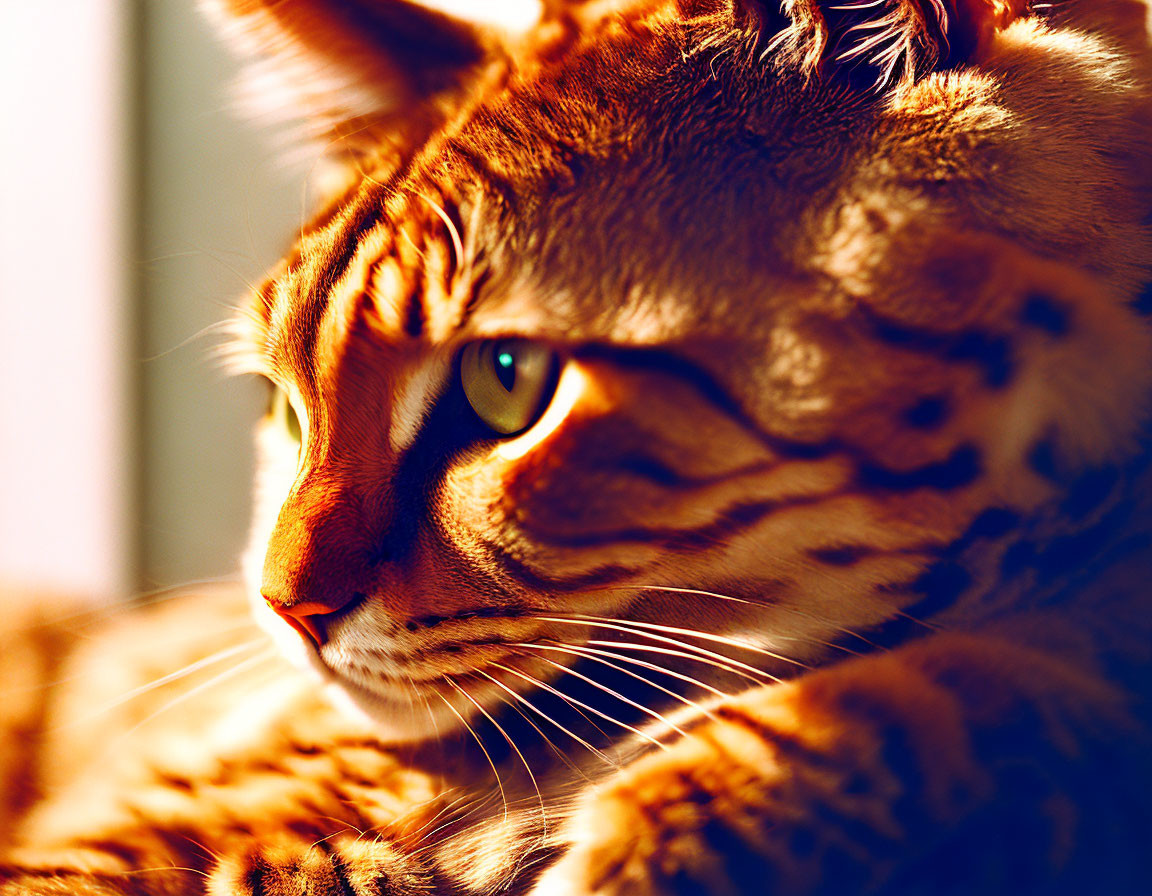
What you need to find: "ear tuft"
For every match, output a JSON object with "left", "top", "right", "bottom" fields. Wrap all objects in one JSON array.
[
  {"left": 203, "top": 0, "right": 534, "bottom": 169},
  {"left": 734, "top": 0, "right": 1031, "bottom": 90}
]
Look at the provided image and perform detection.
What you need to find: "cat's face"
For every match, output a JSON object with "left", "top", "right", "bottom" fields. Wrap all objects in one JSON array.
[{"left": 225, "top": 0, "right": 1152, "bottom": 739}]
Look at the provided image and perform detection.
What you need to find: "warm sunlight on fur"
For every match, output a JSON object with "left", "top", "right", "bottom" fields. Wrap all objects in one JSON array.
[{"left": 3, "top": 2, "right": 1152, "bottom": 895}]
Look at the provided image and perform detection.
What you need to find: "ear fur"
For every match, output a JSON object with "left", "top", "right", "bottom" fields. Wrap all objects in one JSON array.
[
  {"left": 733, "top": 0, "right": 1031, "bottom": 89},
  {"left": 204, "top": 0, "right": 529, "bottom": 167}
]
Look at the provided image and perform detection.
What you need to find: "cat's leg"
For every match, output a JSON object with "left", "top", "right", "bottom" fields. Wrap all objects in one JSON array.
[
  {"left": 530, "top": 627, "right": 1151, "bottom": 896},
  {"left": 208, "top": 833, "right": 430, "bottom": 896},
  {"left": 1, "top": 834, "right": 432, "bottom": 896},
  {"left": 0, "top": 848, "right": 183, "bottom": 895}
]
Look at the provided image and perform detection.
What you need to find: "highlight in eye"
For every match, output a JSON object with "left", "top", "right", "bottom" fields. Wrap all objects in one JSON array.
[{"left": 460, "top": 339, "right": 558, "bottom": 435}]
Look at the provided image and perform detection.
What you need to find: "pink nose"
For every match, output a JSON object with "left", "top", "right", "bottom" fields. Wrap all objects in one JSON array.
[{"left": 264, "top": 597, "right": 347, "bottom": 648}]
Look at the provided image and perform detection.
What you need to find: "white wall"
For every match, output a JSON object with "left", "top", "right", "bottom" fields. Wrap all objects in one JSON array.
[
  {"left": 0, "top": 0, "right": 133, "bottom": 600},
  {"left": 138, "top": 0, "right": 309, "bottom": 591}
]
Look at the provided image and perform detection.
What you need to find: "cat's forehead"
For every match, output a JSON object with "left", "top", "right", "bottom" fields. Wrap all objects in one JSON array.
[{"left": 245, "top": 12, "right": 1004, "bottom": 380}]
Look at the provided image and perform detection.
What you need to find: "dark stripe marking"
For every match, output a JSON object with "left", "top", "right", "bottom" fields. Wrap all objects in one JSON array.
[
  {"left": 864, "top": 310, "right": 1015, "bottom": 388},
  {"left": 403, "top": 274, "right": 426, "bottom": 338},
  {"left": 574, "top": 343, "right": 839, "bottom": 460},
  {"left": 949, "top": 506, "right": 1021, "bottom": 555},
  {"left": 809, "top": 544, "right": 877, "bottom": 566},
  {"left": 1059, "top": 465, "right": 1119, "bottom": 521},
  {"left": 494, "top": 548, "right": 636, "bottom": 592},
  {"left": 318, "top": 841, "right": 358, "bottom": 896},
  {"left": 520, "top": 491, "right": 837, "bottom": 551},
  {"left": 902, "top": 395, "right": 951, "bottom": 429},
  {"left": 1133, "top": 279, "right": 1152, "bottom": 315},
  {"left": 857, "top": 444, "right": 981, "bottom": 492},
  {"left": 1020, "top": 294, "right": 1070, "bottom": 336},
  {"left": 714, "top": 705, "right": 836, "bottom": 769},
  {"left": 1027, "top": 438, "right": 1062, "bottom": 482},
  {"left": 899, "top": 560, "right": 973, "bottom": 620},
  {"left": 617, "top": 454, "right": 777, "bottom": 489}
]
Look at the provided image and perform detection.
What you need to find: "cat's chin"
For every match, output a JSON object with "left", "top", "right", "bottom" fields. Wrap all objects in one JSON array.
[
  {"left": 244, "top": 589, "right": 467, "bottom": 742},
  {"left": 322, "top": 675, "right": 468, "bottom": 743}
]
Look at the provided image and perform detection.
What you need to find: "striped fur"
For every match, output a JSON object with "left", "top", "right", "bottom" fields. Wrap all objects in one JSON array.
[{"left": 4, "top": 1, "right": 1152, "bottom": 894}]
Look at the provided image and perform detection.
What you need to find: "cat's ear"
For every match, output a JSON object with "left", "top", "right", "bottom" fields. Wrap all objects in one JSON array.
[
  {"left": 204, "top": 0, "right": 536, "bottom": 166},
  {"left": 727, "top": 0, "right": 1030, "bottom": 89}
]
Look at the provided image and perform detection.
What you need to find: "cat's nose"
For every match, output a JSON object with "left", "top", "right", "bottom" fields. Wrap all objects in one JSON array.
[
  {"left": 260, "top": 472, "right": 382, "bottom": 648},
  {"left": 263, "top": 595, "right": 361, "bottom": 648}
]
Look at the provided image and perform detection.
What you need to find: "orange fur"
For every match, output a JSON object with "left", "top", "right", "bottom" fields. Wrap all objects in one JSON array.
[{"left": 3, "top": 1, "right": 1152, "bottom": 894}]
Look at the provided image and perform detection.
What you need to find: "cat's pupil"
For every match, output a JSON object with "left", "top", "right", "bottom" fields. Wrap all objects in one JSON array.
[{"left": 495, "top": 349, "right": 516, "bottom": 392}]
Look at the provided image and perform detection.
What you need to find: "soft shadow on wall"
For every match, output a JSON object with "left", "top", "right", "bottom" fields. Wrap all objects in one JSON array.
[{"left": 0, "top": 0, "right": 309, "bottom": 604}]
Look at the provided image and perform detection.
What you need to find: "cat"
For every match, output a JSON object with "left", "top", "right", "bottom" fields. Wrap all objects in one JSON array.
[{"left": 3, "top": 0, "right": 1152, "bottom": 894}]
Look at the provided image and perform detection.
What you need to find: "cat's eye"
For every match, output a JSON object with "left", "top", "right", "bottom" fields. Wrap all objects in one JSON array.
[
  {"left": 270, "top": 387, "right": 303, "bottom": 444},
  {"left": 459, "top": 339, "right": 558, "bottom": 435}
]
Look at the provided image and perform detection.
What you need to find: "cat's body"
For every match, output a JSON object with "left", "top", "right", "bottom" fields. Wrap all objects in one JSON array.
[{"left": 4, "top": 0, "right": 1152, "bottom": 893}]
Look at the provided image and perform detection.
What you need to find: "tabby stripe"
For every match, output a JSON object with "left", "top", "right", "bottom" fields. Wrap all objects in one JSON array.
[
  {"left": 317, "top": 841, "right": 358, "bottom": 896},
  {"left": 317, "top": 192, "right": 387, "bottom": 304},
  {"left": 296, "top": 189, "right": 388, "bottom": 377},
  {"left": 574, "top": 343, "right": 839, "bottom": 461},
  {"left": 856, "top": 443, "right": 981, "bottom": 492},
  {"left": 456, "top": 263, "right": 493, "bottom": 331},
  {"left": 520, "top": 490, "right": 843, "bottom": 551},
  {"left": 1133, "top": 278, "right": 1152, "bottom": 315},
  {"left": 528, "top": 443, "right": 979, "bottom": 553},
  {"left": 695, "top": 817, "right": 773, "bottom": 894},
  {"left": 713, "top": 705, "right": 836, "bottom": 770},
  {"left": 403, "top": 266, "right": 427, "bottom": 338},
  {"left": 573, "top": 343, "right": 989, "bottom": 494},
  {"left": 448, "top": 141, "right": 521, "bottom": 211},
  {"left": 246, "top": 857, "right": 269, "bottom": 896},
  {"left": 857, "top": 306, "right": 1014, "bottom": 388},
  {"left": 807, "top": 541, "right": 943, "bottom": 567},
  {"left": 617, "top": 454, "right": 778, "bottom": 489},
  {"left": 491, "top": 545, "right": 636, "bottom": 592}
]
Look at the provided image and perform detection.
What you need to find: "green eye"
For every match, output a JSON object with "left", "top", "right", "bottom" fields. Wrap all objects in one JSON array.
[
  {"left": 270, "top": 388, "right": 302, "bottom": 444},
  {"left": 460, "top": 339, "right": 558, "bottom": 435}
]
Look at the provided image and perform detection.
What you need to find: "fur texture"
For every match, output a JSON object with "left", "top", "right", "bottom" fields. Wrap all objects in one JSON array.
[{"left": 3, "top": 1, "right": 1152, "bottom": 894}]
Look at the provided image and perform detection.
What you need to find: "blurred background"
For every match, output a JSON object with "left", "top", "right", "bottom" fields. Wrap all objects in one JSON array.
[
  {"left": 1, "top": 0, "right": 315, "bottom": 602},
  {"left": 0, "top": 0, "right": 540, "bottom": 605}
]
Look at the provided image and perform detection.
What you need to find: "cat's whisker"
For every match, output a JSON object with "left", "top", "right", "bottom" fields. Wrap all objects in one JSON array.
[
  {"left": 445, "top": 676, "right": 548, "bottom": 837},
  {"left": 518, "top": 640, "right": 724, "bottom": 717},
  {"left": 893, "top": 608, "right": 945, "bottom": 631},
  {"left": 500, "top": 656, "right": 671, "bottom": 752},
  {"left": 573, "top": 613, "right": 810, "bottom": 670},
  {"left": 486, "top": 663, "right": 618, "bottom": 767},
  {"left": 435, "top": 684, "right": 509, "bottom": 824},
  {"left": 402, "top": 671, "right": 440, "bottom": 742},
  {"left": 63, "top": 639, "right": 268, "bottom": 728},
  {"left": 516, "top": 646, "right": 697, "bottom": 736},
  {"left": 117, "top": 865, "right": 211, "bottom": 880},
  {"left": 406, "top": 790, "right": 493, "bottom": 853},
  {"left": 118, "top": 650, "right": 277, "bottom": 739},
  {"left": 416, "top": 192, "right": 464, "bottom": 272},
  {"left": 401, "top": 787, "right": 473, "bottom": 843},
  {"left": 24, "top": 578, "right": 243, "bottom": 634},
  {"left": 588, "top": 583, "right": 880, "bottom": 654},
  {"left": 493, "top": 689, "right": 589, "bottom": 780},
  {"left": 532, "top": 615, "right": 780, "bottom": 684},
  {"left": 583, "top": 638, "right": 771, "bottom": 687},
  {"left": 142, "top": 319, "right": 242, "bottom": 366},
  {"left": 557, "top": 641, "right": 731, "bottom": 700}
]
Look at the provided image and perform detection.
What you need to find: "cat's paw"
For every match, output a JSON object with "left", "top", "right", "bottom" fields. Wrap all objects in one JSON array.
[
  {"left": 209, "top": 833, "right": 428, "bottom": 896},
  {"left": 530, "top": 731, "right": 779, "bottom": 896}
]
